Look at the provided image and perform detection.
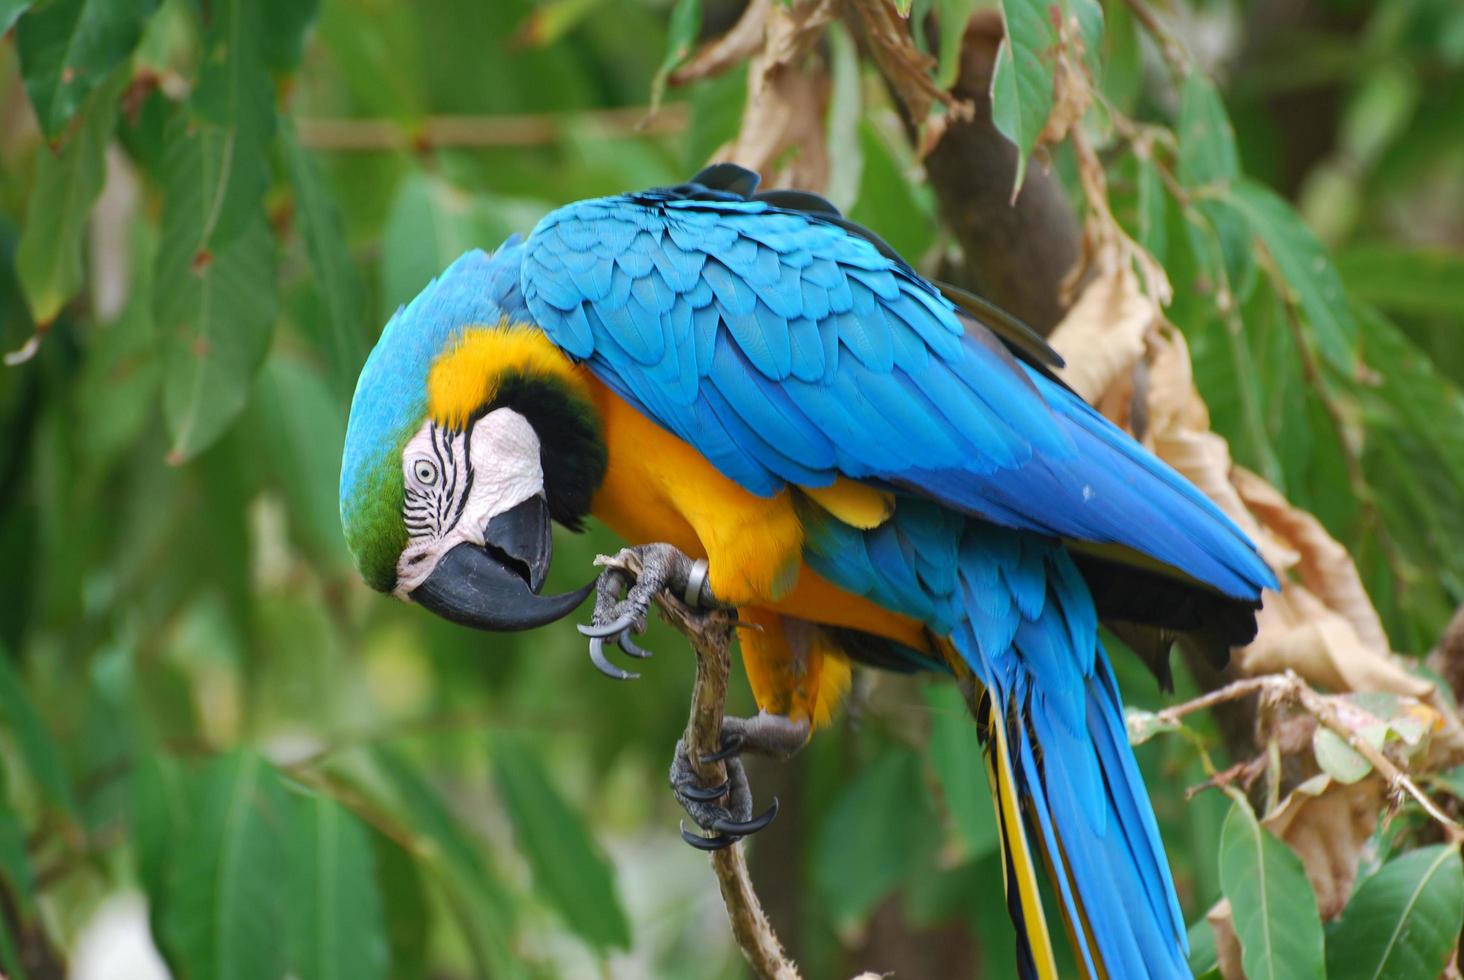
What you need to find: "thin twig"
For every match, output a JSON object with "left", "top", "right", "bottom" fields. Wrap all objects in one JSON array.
[
  {"left": 607, "top": 550, "right": 801, "bottom": 980},
  {"left": 1157, "top": 671, "right": 1464, "bottom": 840},
  {"left": 1288, "top": 677, "right": 1464, "bottom": 840},
  {"left": 1155, "top": 674, "right": 1280, "bottom": 725},
  {"left": 296, "top": 104, "right": 687, "bottom": 152},
  {"left": 1123, "top": 0, "right": 1189, "bottom": 79}
]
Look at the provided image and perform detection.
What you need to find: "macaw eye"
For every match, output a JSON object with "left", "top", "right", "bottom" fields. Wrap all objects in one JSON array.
[{"left": 413, "top": 459, "right": 437, "bottom": 485}]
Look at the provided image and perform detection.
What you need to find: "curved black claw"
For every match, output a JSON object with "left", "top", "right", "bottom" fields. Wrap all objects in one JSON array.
[
  {"left": 711, "top": 798, "right": 778, "bottom": 836},
  {"left": 617, "top": 632, "right": 652, "bottom": 659},
  {"left": 679, "top": 821, "right": 739, "bottom": 851},
  {"left": 577, "top": 613, "right": 637, "bottom": 640},
  {"left": 678, "top": 779, "right": 730, "bottom": 803},
  {"left": 587, "top": 635, "right": 639, "bottom": 681},
  {"left": 700, "top": 732, "right": 744, "bottom": 765}
]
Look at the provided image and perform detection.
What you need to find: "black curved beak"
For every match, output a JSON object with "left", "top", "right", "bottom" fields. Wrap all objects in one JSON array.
[{"left": 410, "top": 496, "right": 592, "bottom": 632}]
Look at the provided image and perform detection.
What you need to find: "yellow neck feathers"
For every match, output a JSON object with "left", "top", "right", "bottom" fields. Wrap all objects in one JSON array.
[{"left": 426, "top": 321, "right": 589, "bottom": 430}]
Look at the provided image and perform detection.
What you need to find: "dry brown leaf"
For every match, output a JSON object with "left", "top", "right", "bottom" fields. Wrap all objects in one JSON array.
[
  {"left": 1207, "top": 899, "right": 1244, "bottom": 980},
  {"left": 1144, "top": 328, "right": 1296, "bottom": 569},
  {"left": 1426, "top": 604, "right": 1464, "bottom": 738},
  {"left": 1262, "top": 774, "right": 1387, "bottom": 919},
  {"left": 712, "top": 0, "right": 839, "bottom": 187},
  {"left": 1049, "top": 256, "right": 1154, "bottom": 404},
  {"left": 671, "top": 0, "right": 771, "bottom": 85},
  {"left": 761, "top": 0, "right": 844, "bottom": 79},
  {"left": 1039, "top": 44, "right": 1091, "bottom": 148},
  {"left": 1241, "top": 588, "right": 1433, "bottom": 699},
  {"left": 1068, "top": 229, "right": 1433, "bottom": 713},
  {"left": 846, "top": 0, "right": 972, "bottom": 155},
  {"left": 89, "top": 145, "right": 139, "bottom": 322},
  {"left": 722, "top": 63, "right": 831, "bottom": 188},
  {"left": 1232, "top": 467, "right": 1391, "bottom": 656}
]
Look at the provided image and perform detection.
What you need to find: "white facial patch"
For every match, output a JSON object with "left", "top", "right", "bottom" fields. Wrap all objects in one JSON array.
[{"left": 394, "top": 408, "right": 546, "bottom": 596}]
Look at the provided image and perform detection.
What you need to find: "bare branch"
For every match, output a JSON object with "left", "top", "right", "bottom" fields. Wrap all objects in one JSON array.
[
  {"left": 603, "top": 549, "right": 801, "bottom": 980},
  {"left": 894, "top": 9, "right": 1082, "bottom": 333},
  {"left": 296, "top": 105, "right": 688, "bottom": 152},
  {"left": 1157, "top": 671, "right": 1464, "bottom": 841}
]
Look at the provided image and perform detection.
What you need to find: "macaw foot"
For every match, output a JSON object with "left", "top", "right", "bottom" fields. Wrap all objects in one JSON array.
[
  {"left": 576, "top": 544, "right": 714, "bottom": 681},
  {"left": 670, "top": 712, "right": 810, "bottom": 850}
]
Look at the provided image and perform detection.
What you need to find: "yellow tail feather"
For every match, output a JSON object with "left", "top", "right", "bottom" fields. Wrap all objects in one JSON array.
[{"left": 983, "top": 705, "right": 1060, "bottom": 980}]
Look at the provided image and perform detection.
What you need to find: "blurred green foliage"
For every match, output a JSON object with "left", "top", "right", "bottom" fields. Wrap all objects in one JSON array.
[{"left": 0, "top": 0, "right": 1462, "bottom": 977}]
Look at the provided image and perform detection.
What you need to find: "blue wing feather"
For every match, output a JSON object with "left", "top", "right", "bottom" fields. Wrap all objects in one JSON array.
[{"left": 521, "top": 192, "right": 1277, "bottom": 602}]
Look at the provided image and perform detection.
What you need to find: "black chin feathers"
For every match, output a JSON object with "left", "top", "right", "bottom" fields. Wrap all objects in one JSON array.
[{"left": 483, "top": 374, "right": 607, "bottom": 532}]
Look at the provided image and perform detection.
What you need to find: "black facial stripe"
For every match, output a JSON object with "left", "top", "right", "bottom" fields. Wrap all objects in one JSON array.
[
  {"left": 432, "top": 428, "right": 452, "bottom": 524},
  {"left": 404, "top": 420, "right": 484, "bottom": 546},
  {"left": 448, "top": 463, "right": 474, "bottom": 532}
]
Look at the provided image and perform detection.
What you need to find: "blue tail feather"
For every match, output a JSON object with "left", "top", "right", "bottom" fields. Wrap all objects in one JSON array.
[{"left": 950, "top": 530, "right": 1191, "bottom": 980}]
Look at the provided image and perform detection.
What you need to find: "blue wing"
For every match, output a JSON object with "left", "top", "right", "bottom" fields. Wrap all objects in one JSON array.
[{"left": 520, "top": 190, "right": 1275, "bottom": 601}]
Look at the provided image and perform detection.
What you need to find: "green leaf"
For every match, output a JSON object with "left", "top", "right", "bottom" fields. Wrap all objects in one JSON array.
[
  {"left": 251, "top": 356, "right": 350, "bottom": 567},
  {"left": 1228, "top": 179, "right": 1357, "bottom": 373},
  {"left": 188, "top": 0, "right": 275, "bottom": 252},
  {"left": 1070, "top": 0, "right": 1103, "bottom": 75},
  {"left": 288, "top": 794, "right": 388, "bottom": 980},
  {"left": 1312, "top": 726, "right": 1373, "bottom": 784},
  {"left": 935, "top": 0, "right": 978, "bottom": 89},
  {"left": 1099, "top": 0, "right": 1140, "bottom": 112},
  {"left": 379, "top": 174, "right": 469, "bottom": 319},
  {"left": 281, "top": 120, "right": 368, "bottom": 400},
  {"left": 515, "top": 0, "right": 610, "bottom": 48},
  {"left": 15, "top": 0, "right": 157, "bottom": 136},
  {"left": 649, "top": 0, "right": 700, "bottom": 113},
  {"left": 0, "top": 911, "right": 27, "bottom": 980},
  {"left": 16, "top": 68, "right": 123, "bottom": 326},
  {"left": 922, "top": 685, "right": 997, "bottom": 859},
  {"left": 1435, "top": 764, "right": 1464, "bottom": 802},
  {"left": 1135, "top": 153, "right": 1168, "bottom": 264},
  {"left": 1335, "top": 244, "right": 1464, "bottom": 320},
  {"left": 154, "top": 116, "right": 278, "bottom": 463},
  {"left": 0, "top": 1, "right": 35, "bottom": 36},
  {"left": 1176, "top": 73, "right": 1239, "bottom": 189},
  {"left": 132, "top": 751, "right": 191, "bottom": 967},
  {"left": 492, "top": 736, "right": 630, "bottom": 950},
  {"left": 849, "top": 120, "right": 935, "bottom": 265},
  {"left": 0, "top": 810, "right": 35, "bottom": 921},
  {"left": 1125, "top": 707, "right": 1181, "bottom": 745},
  {"left": 1187, "top": 915, "right": 1219, "bottom": 975},
  {"left": 164, "top": 750, "right": 288, "bottom": 980},
  {"left": 992, "top": 0, "right": 1058, "bottom": 190},
  {"left": 368, "top": 749, "right": 521, "bottom": 978},
  {"left": 0, "top": 643, "right": 78, "bottom": 820},
  {"left": 1352, "top": 307, "right": 1464, "bottom": 597},
  {"left": 132, "top": 752, "right": 190, "bottom": 907},
  {"left": 1197, "top": 196, "right": 1257, "bottom": 303},
  {"left": 813, "top": 744, "right": 934, "bottom": 932},
  {"left": 1218, "top": 800, "right": 1325, "bottom": 980},
  {"left": 1326, "top": 844, "right": 1464, "bottom": 980},
  {"left": 368, "top": 829, "right": 429, "bottom": 980},
  {"left": 258, "top": 0, "right": 320, "bottom": 72}
]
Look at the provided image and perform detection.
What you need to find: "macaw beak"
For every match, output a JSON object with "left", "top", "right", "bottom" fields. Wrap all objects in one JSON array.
[{"left": 410, "top": 495, "right": 593, "bottom": 631}]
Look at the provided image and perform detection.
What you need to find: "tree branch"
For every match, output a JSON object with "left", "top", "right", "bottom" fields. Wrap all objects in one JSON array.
[
  {"left": 1157, "top": 671, "right": 1464, "bottom": 840},
  {"left": 601, "top": 549, "right": 800, "bottom": 980},
  {"left": 295, "top": 105, "right": 687, "bottom": 152},
  {"left": 901, "top": 9, "right": 1082, "bottom": 334}
]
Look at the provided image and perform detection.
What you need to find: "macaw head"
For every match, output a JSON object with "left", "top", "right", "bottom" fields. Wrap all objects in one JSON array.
[{"left": 339, "top": 240, "right": 605, "bottom": 630}]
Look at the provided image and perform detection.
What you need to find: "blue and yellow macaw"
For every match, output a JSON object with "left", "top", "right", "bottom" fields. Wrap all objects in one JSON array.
[{"left": 340, "top": 164, "right": 1276, "bottom": 978}]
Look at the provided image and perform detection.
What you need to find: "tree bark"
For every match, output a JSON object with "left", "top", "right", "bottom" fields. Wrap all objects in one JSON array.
[{"left": 913, "top": 10, "right": 1082, "bottom": 335}]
